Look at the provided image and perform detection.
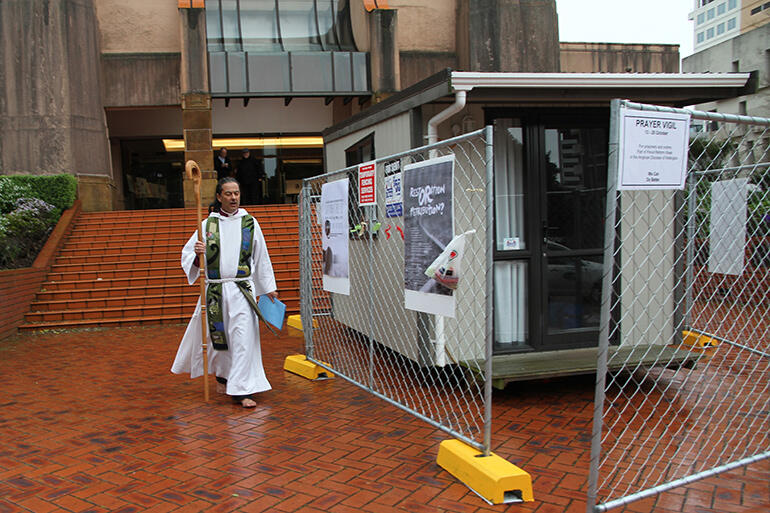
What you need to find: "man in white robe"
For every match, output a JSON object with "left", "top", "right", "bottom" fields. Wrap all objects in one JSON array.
[{"left": 171, "top": 178, "right": 278, "bottom": 408}]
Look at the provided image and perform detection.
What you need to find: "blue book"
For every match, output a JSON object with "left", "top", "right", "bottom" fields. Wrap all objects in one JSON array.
[{"left": 258, "top": 295, "right": 286, "bottom": 331}]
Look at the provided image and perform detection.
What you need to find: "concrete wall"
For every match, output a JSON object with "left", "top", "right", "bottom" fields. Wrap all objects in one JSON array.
[
  {"left": 101, "top": 53, "right": 181, "bottom": 107},
  {"left": 95, "top": 0, "right": 181, "bottom": 54},
  {"left": 0, "top": 0, "right": 112, "bottom": 212},
  {"left": 682, "top": 24, "right": 770, "bottom": 119},
  {"left": 560, "top": 43, "right": 680, "bottom": 73},
  {"left": 457, "top": 0, "right": 560, "bottom": 72},
  {"left": 389, "top": 0, "right": 456, "bottom": 53},
  {"left": 399, "top": 52, "right": 457, "bottom": 90}
]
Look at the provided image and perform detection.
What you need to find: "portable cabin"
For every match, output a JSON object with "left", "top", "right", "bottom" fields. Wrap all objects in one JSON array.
[{"left": 320, "top": 69, "right": 752, "bottom": 388}]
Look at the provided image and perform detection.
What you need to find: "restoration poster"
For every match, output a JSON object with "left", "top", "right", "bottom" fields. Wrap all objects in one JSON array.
[
  {"left": 403, "top": 155, "right": 455, "bottom": 317},
  {"left": 321, "top": 178, "right": 350, "bottom": 295}
]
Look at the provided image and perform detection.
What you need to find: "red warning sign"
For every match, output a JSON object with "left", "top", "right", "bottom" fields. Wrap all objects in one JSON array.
[{"left": 358, "top": 161, "right": 376, "bottom": 206}]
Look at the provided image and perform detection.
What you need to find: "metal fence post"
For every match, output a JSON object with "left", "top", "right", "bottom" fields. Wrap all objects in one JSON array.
[
  {"left": 368, "top": 203, "right": 375, "bottom": 391},
  {"left": 299, "top": 181, "right": 314, "bottom": 359},
  {"left": 684, "top": 171, "right": 697, "bottom": 330},
  {"left": 483, "top": 125, "right": 494, "bottom": 457},
  {"left": 586, "top": 98, "right": 622, "bottom": 513}
]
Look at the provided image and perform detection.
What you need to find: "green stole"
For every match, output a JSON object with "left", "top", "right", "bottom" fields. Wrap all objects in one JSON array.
[{"left": 205, "top": 214, "right": 275, "bottom": 350}]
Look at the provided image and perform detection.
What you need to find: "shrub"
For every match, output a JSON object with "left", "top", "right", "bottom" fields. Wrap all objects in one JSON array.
[
  {"left": 0, "top": 179, "right": 33, "bottom": 214},
  {"left": 0, "top": 198, "right": 58, "bottom": 269},
  {"left": 0, "top": 174, "right": 77, "bottom": 214}
]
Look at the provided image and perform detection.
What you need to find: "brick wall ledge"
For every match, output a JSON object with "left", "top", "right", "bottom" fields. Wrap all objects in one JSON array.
[
  {"left": 0, "top": 200, "right": 82, "bottom": 341},
  {"left": 32, "top": 200, "right": 82, "bottom": 270}
]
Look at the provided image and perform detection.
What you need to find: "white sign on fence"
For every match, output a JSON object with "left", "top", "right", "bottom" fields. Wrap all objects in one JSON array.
[
  {"left": 618, "top": 106, "right": 690, "bottom": 190},
  {"left": 709, "top": 178, "right": 748, "bottom": 276}
]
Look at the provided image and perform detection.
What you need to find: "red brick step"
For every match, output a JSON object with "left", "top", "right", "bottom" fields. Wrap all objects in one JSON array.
[{"left": 19, "top": 205, "right": 300, "bottom": 332}]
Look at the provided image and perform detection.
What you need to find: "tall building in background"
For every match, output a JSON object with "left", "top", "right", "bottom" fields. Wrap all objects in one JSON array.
[
  {"left": 683, "top": 0, "right": 768, "bottom": 149},
  {"left": 689, "top": 1, "right": 768, "bottom": 52}
]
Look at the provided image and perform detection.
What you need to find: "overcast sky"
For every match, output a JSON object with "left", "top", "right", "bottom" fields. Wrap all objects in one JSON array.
[{"left": 555, "top": 0, "right": 694, "bottom": 60}]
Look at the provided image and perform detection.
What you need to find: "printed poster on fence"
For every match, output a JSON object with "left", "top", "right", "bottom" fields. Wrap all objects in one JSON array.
[
  {"left": 358, "top": 161, "right": 376, "bottom": 206},
  {"left": 709, "top": 178, "right": 748, "bottom": 276},
  {"left": 403, "top": 155, "right": 455, "bottom": 317},
  {"left": 384, "top": 159, "right": 403, "bottom": 217},
  {"left": 617, "top": 105, "right": 690, "bottom": 190},
  {"left": 321, "top": 178, "right": 350, "bottom": 295}
]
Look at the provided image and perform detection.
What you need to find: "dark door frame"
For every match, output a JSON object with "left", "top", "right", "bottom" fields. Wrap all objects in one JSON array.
[{"left": 485, "top": 107, "right": 610, "bottom": 353}]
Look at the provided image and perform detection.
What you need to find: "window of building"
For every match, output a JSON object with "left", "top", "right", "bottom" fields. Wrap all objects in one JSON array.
[
  {"left": 707, "top": 27, "right": 715, "bottom": 38},
  {"left": 697, "top": 12, "right": 705, "bottom": 24},
  {"left": 732, "top": 59, "right": 740, "bottom": 71},
  {"left": 728, "top": 0, "right": 736, "bottom": 9},
  {"left": 697, "top": 31, "right": 705, "bottom": 43},
  {"left": 206, "top": 0, "right": 358, "bottom": 52},
  {"left": 751, "top": 6, "right": 762, "bottom": 14},
  {"left": 728, "top": 17, "right": 737, "bottom": 29},
  {"left": 764, "top": 2, "right": 770, "bottom": 10},
  {"left": 717, "top": 22, "right": 725, "bottom": 34},
  {"left": 717, "top": 2, "right": 726, "bottom": 14},
  {"left": 708, "top": 7, "right": 715, "bottom": 19}
]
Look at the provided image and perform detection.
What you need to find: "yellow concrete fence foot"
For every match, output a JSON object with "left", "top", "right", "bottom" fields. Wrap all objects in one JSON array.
[
  {"left": 682, "top": 330, "right": 720, "bottom": 348},
  {"left": 287, "top": 314, "right": 318, "bottom": 334},
  {"left": 283, "top": 355, "right": 334, "bottom": 380},
  {"left": 437, "top": 439, "right": 533, "bottom": 505}
]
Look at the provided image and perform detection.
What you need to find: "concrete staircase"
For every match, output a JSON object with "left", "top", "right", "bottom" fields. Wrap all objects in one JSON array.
[{"left": 19, "top": 205, "right": 299, "bottom": 331}]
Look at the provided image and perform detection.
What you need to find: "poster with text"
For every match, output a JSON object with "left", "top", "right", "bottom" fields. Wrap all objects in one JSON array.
[
  {"left": 618, "top": 106, "right": 690, "bottom": 190},
  {"left": 403, "top": 155, "right": 455, "bottom": 317},
  {"left": 321, "top": 178, "right": 350, "bottom": 295}
]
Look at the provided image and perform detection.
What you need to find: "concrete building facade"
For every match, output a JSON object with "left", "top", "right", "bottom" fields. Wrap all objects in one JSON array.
[{"left": 1, "top": 0, "right": 682, "bottom": 212}]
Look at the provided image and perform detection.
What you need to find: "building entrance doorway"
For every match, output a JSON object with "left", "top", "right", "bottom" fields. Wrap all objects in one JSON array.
[
  {"left": 491, "top": 110, "right": 609, "bottom": 354},
  {"left": 122, "top": 139, "right": 185, "bottom": 210}
]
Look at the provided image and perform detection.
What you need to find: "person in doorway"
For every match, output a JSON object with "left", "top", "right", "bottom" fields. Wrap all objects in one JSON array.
[
  {"left": 171, "top": 177, "right": 278, "bottom": 408},
  {"left": 214, "top": 147, "right": 233, "bottom": 180},
  {"left": 236, "top": 148, "right": 265, "bottom": 205}
]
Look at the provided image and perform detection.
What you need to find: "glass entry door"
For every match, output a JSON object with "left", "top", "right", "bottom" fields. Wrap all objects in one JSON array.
[
  {"left": 540, "top": 124, "right": 608, "bottom": 349},
  {"left": 492, "top": 111, "right": 608, "bottom": 353}
]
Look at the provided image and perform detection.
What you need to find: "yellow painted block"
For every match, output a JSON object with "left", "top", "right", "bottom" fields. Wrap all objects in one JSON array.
[
  {"left": 682, "top": 330, "right": 720, "bottom": 348},
  {"left": 283, "top": 354, "right": 334, "bottom": 380},
  {"left": 286, "top": 315, "right": 317, "bottom": 332},
  {"left": 437, "top": 439, "right": 533, "bottom": 504}
]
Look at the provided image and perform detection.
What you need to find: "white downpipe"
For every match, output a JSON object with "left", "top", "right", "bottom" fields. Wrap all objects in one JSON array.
[
  {"left": 427, "top": 90, "right": 467, "bottom": 151},
  {"left": 425, "top": 90, "right": 467, "bottom": 366}
]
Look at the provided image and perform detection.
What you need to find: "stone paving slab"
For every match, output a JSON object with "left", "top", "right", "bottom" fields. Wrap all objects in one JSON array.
[{"left": 0, "top": 326, "right": 767, "bottom": 513}]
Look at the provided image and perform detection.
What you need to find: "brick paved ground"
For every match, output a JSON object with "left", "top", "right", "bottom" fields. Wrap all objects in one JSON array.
[{"left": 0, "top": 326, "right": 767, "bottom": 513}]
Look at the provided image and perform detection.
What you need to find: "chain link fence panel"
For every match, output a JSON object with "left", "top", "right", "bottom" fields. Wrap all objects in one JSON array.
[
  {"left": 299, "top": 128, "right": 494, "bottom": 453},
  {"left": 588, "top": 100, "right": 770, "bottom": 512}
]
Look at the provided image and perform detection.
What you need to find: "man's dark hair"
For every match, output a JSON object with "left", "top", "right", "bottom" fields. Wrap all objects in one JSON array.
[{"left": 210, "top": 177, "right": 240, "bottom": 212}]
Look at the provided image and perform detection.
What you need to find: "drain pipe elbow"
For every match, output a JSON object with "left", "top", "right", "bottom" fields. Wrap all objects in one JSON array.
[{"left": 427, "top": 90, "right": 467, "bottom": 147}]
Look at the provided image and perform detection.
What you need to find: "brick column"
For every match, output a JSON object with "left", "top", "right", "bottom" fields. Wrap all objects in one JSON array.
[{"left": 179, "top": 1, "right": 216, "bottom": 207}]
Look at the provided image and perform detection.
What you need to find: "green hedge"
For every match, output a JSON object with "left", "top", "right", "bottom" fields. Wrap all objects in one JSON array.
[
  {"left": 0, "top": 174, "right": 77, "bottom": 214},
  {"left": 0, "top": 174, "right": 76, "bottom": 269}
]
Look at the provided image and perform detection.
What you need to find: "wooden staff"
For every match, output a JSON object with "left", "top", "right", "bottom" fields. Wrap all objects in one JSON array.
[{"left": 185, "top": 160, "right": 209, "bottom": 402}]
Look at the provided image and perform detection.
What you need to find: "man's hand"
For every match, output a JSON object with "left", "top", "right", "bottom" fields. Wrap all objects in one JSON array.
[
  {"left": 266, "top": 290, "right": 278, "bottom": 302},
  {"left": 194, "top": 241, "right": 205, "bottom": 255}
]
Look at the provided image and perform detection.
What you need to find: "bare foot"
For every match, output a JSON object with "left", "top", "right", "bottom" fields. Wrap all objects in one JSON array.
[
  {"left": 216, "top": 381, "right": 227, "bottom": 394},
  {"left": 240, "top": 396, "right": 257, "bottom": 408}
]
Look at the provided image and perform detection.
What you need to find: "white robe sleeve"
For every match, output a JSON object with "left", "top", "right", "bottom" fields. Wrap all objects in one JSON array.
[
  {"left": 181, "top": 221, "right": 206, "bottom": 285},
  {"left": 250, "top": 218, "right": 277, "bottom": 297}
]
